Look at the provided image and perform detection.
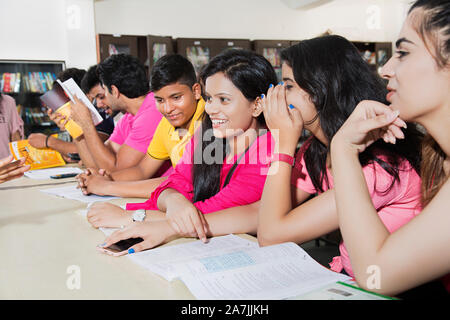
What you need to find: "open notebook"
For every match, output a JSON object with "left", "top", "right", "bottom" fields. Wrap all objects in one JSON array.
[{"left": 94, "top": 227, "right": 351, "bottom": 299}]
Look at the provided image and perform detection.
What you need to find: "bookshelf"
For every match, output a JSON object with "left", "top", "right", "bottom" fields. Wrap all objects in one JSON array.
[
  {"left": 146, "top": 35, "right": 176, "bottom": 73},
  {"left": 97, "top": 34, "right": 392, "bottom": 83},
  {"left": 211, "top": 39, "right": 252, "bottom": 56},
  {"left": 97, "top": 34, "right": 149, "bottom": 77},
  {"left": 252, "top": 40, "right": 292, "bottom": 81},
  {"left": 351, "top": 41, "right": 392, "bottom": 76},
  {"left": 0, "top": 60, "right": 65, "bottom": 136},
  {"left": 176, "top": 38, "right": 251, "bottom": 75}
]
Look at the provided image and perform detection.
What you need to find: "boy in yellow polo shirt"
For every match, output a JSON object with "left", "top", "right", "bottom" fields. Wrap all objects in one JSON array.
[{"left": 77, "top": 54, "right": 204, "bottom": 199}]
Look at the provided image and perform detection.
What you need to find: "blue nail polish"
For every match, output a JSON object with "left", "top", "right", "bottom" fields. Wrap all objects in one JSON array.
[
  {"left": 269, "top": 84, "right": 273, "bottom": 88},
  {"left": 128, "top": 248, "right": 135, "bottom": 254},
  {"left": 279, "top": 82, "right": 284, "bottom": 85},
  {"left": 261, "top": 94, "right": 264, "bottom": 98},
  {"left": 289, "top": 104, "right": 295, "bottom": 109},
  {"left": 100, "top": 242, "right": 107, "bottom": 247}
]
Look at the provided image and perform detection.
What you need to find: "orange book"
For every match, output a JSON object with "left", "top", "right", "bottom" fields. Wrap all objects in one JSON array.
[
  {"left": 53, "top": 101, "right": 83, "bottom": 139},
  {"left": 9, "top": 138, "right": 66, "bottom": 170}
]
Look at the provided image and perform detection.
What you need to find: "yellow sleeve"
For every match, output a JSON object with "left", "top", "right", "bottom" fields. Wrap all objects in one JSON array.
[{"left": 147, "top": 119, "right": 170, "bottom": 160}]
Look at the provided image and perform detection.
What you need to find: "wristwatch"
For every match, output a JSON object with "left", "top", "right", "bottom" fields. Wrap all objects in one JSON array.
[{"left": 132, "top": 209, "right": 146, "bottom": 222}]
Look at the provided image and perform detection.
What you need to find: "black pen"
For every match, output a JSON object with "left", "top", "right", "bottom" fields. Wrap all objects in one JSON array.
[{"left": 50, "top": 173, "right": 79, "bottom": 179}]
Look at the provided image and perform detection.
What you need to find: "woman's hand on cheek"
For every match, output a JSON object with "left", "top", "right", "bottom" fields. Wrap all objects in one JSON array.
[
  {"left": 261, "top": 83, "right": 304, "bottom": 154},
  {"left": 331, "top": 100, "right": 407, "bottom": 155}
]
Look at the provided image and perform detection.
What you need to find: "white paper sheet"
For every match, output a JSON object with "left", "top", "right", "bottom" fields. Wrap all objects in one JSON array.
[
  {"left": 128, "top": 235, "right": 259, "bottom": 281},
  {"left": 179, "top": 242, "right": 350, "bottom": 300},
  {"left": 24, "top": 167, "right": 83, "bottom": 180},
  {"left": 60, "top": 78, "right": 103, "bottom": 125},
  {"left": 41, "top": 183, "right": 119, "bottom": 203}
]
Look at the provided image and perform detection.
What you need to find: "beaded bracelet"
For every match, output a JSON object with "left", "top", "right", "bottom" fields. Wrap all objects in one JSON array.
[{"left": 45, "top": 134, "right": 51, "bottom": 148}]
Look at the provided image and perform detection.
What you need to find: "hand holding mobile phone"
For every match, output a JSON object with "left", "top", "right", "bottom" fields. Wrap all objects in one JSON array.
[
  {"left": 1, "top": 159, "right": 23, "bottom": 171},
  {"left": 0, "top": 157, "right": 29, "bottom": 183},
  {"left": 97, "top": 237, "right": 144, "bottom": 257}
]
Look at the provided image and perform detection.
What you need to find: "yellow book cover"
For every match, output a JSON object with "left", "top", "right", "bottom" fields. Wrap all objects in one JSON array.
[
  {"left": 54, "top": 101, "right": 83, "bottom": 139},
  {"left": 8, "top": 138, "right": 66, "bottom": 170}
]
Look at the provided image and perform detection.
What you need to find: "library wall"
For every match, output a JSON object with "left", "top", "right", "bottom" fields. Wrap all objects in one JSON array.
[
  {"left": 94, "top": 0, "right": 411, "bottom": 43},
  {"left": 1, "top": 0, "right": 413, "bottom": 69},
  {"left": 0, "top": 0, "right": 97, "bottom": 70}
]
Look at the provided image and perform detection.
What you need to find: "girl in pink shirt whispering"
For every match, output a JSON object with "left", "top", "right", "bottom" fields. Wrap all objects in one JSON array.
[
  {"left": 99, "top": 49, "right": 277, "bottom": 254},
  {"left": 257, "top": 35, "right": 424, "bottom": 278}
]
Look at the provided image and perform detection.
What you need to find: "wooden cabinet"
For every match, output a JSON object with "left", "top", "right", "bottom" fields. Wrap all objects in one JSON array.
[
  {"left": 351, "top": 41, "right": 392, "bottom": 75},
  {"left": 252, "top": 40, "right": 292, "bottom": 81},
  {"left": 97, "top": 33, "right": 393, "bottom": 83},
  {"left": 97, "top": 34, "right": 149, "bottom": 77},
  {"left": 176, "top": 38, "right": 251, "bottom": 74},
  {"left": 146, "top": 35, "right": 176, "bottom": 72}
]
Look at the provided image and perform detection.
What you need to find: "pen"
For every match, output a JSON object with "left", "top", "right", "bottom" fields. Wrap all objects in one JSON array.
[{"left": 50, "top": 173, "right": 79, "bottom": 179}]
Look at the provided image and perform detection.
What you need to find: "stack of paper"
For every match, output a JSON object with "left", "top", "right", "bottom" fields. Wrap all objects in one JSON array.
[
  {"left": 41, "top": 184, "right": 119, "bottom": 203},
  {"left": 124, "top": 234, "right": 351, "bottom": 300},
  {"left": 24, "top": 167, "right": 83, "bottom": 180}
]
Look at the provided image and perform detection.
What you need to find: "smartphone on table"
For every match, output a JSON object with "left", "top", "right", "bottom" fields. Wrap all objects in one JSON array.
[
  {"left": 67, "top": 153, "right": 81, "bottom": 161},
  {"left": 97, "top": 237, "right": 144, "bottom": 257},
  {"left": 2, "top": 159, "right": 23, "bottom": 171}
]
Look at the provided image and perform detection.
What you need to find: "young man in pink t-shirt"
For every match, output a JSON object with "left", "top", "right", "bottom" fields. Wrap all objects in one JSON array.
[{"left": 69, "top": 54, "right": 162, "bottom": 172}]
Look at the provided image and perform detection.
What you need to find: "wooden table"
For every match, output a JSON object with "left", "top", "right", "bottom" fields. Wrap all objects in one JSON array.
[{"left": 0, "top": 173, "right": 197, "bottom": 299}]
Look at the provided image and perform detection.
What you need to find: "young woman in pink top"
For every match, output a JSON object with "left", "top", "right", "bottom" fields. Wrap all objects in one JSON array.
[
  {"left": 331, "top": 0, "right": 450, "bottom": 296},
  {"left": 99, "top": 49, "right": 277, "bottom": 254},
  {"left": 258, "top": 35, "right": 424, "bottom": 278}
]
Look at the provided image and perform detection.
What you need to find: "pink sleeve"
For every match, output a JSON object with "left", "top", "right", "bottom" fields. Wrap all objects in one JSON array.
[
  {"left": 126, "top": 132, "right": 274, "bottom": 213},
  {"left": 6, "top": 96, "right": 23, "bottom": 138},
  {"left": 123, "top": 96, "right": 162, "bottom": 154},
  {"left": 194, "top": 162, "right": 269, "bottom": 214},
  {"left": 108, "top": 115, "right": 127, "bottom": 146},
  {"left": 125, "top": 136, "right": 195, "bottom": 211}
]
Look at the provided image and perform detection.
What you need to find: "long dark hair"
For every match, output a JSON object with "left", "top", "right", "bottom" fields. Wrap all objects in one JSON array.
[
  {"left": 281, "top": 35, "right": 423, "bottom": 193},
  {"left": 192, "top": 49, "right": 277, "bottom": 202}
]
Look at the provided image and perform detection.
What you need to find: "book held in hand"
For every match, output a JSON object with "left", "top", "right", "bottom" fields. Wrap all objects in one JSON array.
[
  {"left": 9, "top": 138, "right": 66, "bottom": 170},
  {"left": 40, "top": 78, "right": 103, "bottom": 139}
]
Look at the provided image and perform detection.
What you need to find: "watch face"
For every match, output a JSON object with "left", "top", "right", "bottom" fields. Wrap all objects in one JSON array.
[{"left": 133, "top": 210, "right": 146, "bottom": 221}]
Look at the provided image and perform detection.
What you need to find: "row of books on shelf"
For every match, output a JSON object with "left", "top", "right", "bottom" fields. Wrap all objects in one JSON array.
[
  {"left": 360, "top": 50, "right": 377, "bottom": 65},
  {"left": 1, "top": 72, "right": 21, "bottom": 93},
  {"left": 21, "top": 106, "right": 53, "bottom": 126},
  {"left": 0, "top": 72, "right": 57, "bottom": 93}
]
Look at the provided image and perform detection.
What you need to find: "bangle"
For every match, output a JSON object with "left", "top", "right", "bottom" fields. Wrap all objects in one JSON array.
[
  {"left": 45, "top": 134, "right": 51, "bottom": 148},
  {"left": 269, "top": 153, "right": 295, "bottom": 166}
]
